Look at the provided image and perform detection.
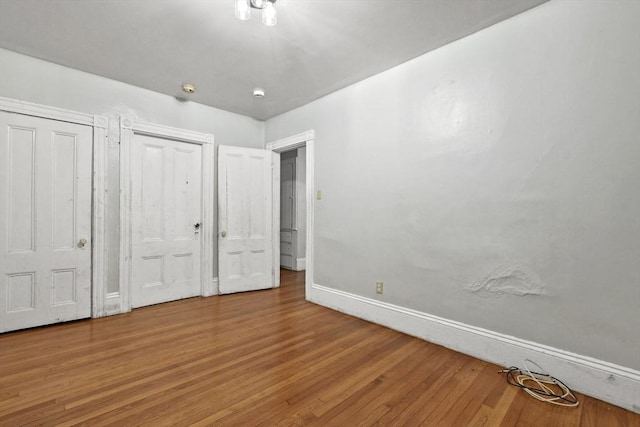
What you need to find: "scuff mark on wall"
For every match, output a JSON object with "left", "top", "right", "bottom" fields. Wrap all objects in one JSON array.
[{"left": 465, "top": 264, "right": 546, "bottom": 297}]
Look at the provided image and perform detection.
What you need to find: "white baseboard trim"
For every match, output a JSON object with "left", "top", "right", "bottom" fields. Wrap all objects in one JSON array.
[
  {"left": 310, "top": 284, "right": 640, "bottom": 413},
  {"left": 101, "top": 292, "right": 123, "bottom": 317},
  {"left": 296, "top": 258, "right": 306, "bottom": 271},
  {"left": 97, "top": 277, "right": 220, "bottom": 317},
  {"left": 203, "top": 277, "right": 219, "bottom": 297}
]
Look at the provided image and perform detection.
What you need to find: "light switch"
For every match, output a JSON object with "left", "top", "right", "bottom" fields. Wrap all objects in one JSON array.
[{"left": 316, "top": 190, "right": 322, "bottom": 200}]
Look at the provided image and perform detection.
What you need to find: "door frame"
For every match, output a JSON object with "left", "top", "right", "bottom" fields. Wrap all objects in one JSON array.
[
  {"left": 0, "top": 96, "right": 109, "bottom": 318},
  {"left": 266, "top": 130, "right": 315, "bottom": 299},
  {"left": 119, "top": 118, "right": 215, "bottom": 312}
]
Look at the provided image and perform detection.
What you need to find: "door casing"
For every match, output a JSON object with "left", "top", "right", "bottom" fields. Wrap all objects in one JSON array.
[{"left": 266, "top": 130, "right": 315, "bottom": 299}]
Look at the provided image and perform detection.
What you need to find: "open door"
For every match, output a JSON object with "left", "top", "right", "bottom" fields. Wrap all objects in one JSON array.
[{"left": 218, "top": 145, "right": 278, "bottom": 294}]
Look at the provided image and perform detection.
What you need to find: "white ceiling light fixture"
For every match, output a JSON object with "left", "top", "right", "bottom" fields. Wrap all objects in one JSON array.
[{"left": 235, "top": 0, "right": 277, "bottom": 26}]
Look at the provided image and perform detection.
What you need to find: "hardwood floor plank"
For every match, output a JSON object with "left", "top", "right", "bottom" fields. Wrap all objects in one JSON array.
[
  {"left": 467, "top": 384, "right": 519, "bottom": 426},
  {"left": 193, "top": 333, "right": 416, "bottom": 425},
  {"left": 330, "top": 343, "right": 445, "bottom": 424},
  {"left": 0, "top": 269, "right": 637, "bottom": 426},
  {"left": 374, "top": 351, "right": 471, "bottom": 425},
  {"left": 414, "top": 358, "right": 487, "bottom": 425},
  {"left": 111, "top": 326, "right": 386, "bottom": 426},
  {"left": 303, "top": 339, "right": 424, "bottom": 424},
  {"left": 232, "top": 329, "right": 420, "bottom": 425},
  {"left": 446, "top": 363, "right": 507, "bottom": 425},
  {"left": 580, "top": 398, "right": 638, "bottom": 427},
  {"left": 499, "top": 388, "right": 529, "bottom": 427}
]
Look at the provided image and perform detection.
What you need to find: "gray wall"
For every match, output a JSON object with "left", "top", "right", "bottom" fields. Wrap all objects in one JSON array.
[
  {"left": 0, "top": 48, "right": 265, "bottom": 295},
  {"left": 265, "top": 0, "right": 640, "bottom": 369}
]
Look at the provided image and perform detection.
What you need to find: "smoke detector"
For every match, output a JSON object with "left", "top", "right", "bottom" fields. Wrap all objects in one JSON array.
[
  {"left": 182, "top": 83, "right": 196, "bottom": 94},
  {"left": 253, "top": 88, "right": 265, "bottom": 98}
]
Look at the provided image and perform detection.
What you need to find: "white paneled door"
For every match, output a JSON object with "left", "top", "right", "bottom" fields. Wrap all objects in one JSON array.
[
  {"left": 131, "top": 134, "right": 202, "bottom": 308},
  {"left": 218, "top": 146, "right": 275, "bottom": 294},
  {"left": 0, "top": 112, "right": 92, "bottom": 332}
]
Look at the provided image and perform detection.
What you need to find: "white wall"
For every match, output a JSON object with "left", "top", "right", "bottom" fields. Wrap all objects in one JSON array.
[
  {"left": 0, "top": 48, "right": 265, "bottom": 296},
  {"left": 0, "top": 49, "right": 264, "bottom": 145},
  {"left": 266, "top": 0, "right": 640, "bottom": 372}
]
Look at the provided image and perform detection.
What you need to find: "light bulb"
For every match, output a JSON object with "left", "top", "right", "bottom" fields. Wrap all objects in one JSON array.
[
  {"left": 235, "top": 0, "right": 250, "bottom": 20},
  {"left": 262, "top": 1, "right": 276, "bottom": 26}
]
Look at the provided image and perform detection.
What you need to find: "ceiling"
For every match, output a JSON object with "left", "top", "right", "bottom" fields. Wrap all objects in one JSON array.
[{"left": 0, "top": 0, "right": 548, "bottom": 120}]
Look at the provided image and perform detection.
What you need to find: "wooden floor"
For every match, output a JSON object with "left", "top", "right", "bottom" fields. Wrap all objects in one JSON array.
[{"left": 1, "top": 270, "right": 638, "bottom": 426}]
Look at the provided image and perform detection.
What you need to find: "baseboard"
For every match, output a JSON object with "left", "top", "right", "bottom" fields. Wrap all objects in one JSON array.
[
  {"left": 203, "top": 277, "right": 219, "bottom": 297},
  {"left": 310, "top": 284, "right": 640, "bottom": 413},
  {"left": 97, "top": 277, "right": 219, "bottom": 318},
  {"left": 102, "top": 292, "right": 123, "bottom": 317},
  {"left": 296, "top": 258, "right": 306, "bottom": 271}
]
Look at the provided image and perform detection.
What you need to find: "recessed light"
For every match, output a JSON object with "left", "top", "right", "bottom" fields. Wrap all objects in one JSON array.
[{"left": 253, "top": 88, "right": 265, "bottom": 98}]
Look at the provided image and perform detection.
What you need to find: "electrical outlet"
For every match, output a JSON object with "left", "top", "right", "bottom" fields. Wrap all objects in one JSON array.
[{"left": 376, "top": 281, "right": 383, "bottom": 294}]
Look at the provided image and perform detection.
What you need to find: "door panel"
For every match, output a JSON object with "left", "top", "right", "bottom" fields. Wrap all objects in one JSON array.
[
  {"left": 218, "top": 145, "right": 274, "bottom": 294},
  {"left": 131, "top": 134, "right": 202, "bottom": 308},
  {"left": 0, "top": 112, "right": 92, "bottom": 332}
]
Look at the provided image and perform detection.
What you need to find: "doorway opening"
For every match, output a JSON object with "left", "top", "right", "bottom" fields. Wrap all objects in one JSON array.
[
  {"left": 267, "top": 130, "right": 315, "bottom": 300},
  {"left": 279, "top": 148, "right": 306, "bottom": 273}
]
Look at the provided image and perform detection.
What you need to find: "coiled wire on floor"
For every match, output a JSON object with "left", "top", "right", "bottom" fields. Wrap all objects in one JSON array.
[{"left": 499, "top": 359, "right": 579, "bottom": 407}]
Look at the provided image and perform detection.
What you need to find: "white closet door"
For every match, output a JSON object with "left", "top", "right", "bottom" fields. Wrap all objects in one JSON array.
[
  {"left": 218, "top": 145, "right": 274, "bottom": 294},
  {"left": 0, "top": 111, "right": 92, "bottom": 332},
  {"left": 131, "top": 134, "right": 202, "bottom": 308}
]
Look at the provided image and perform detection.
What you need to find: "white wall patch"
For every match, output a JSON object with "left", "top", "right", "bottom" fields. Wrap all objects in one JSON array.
[{"left": 465, "top": 264, "right": 546, "bottom": 297}]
